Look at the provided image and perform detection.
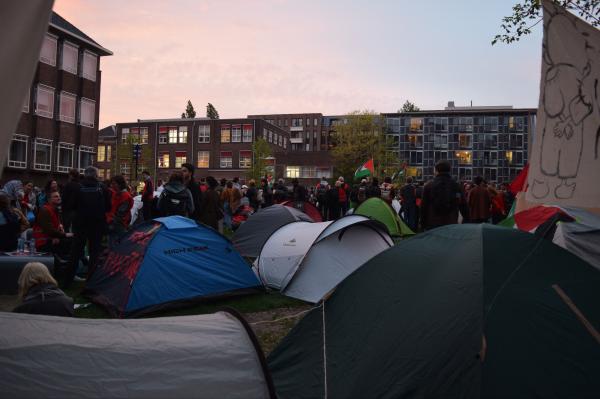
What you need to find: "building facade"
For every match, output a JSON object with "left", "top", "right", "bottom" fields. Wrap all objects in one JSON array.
[
  {"left": 382, "top": 105, "right": 536, "bottom": 184},
  {"left": 114, "top": 118, "right": 289, "bottom": 184},
  {"left": 3, "top": 12, "right": 112, "bottom": 186},
  {"left": 96, "top": 125, "right": 116, "bottom": 181}
]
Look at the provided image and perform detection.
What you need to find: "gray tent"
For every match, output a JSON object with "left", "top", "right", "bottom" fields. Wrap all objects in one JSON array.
[
  {"left": 233, "top": 204, "right": 313, "bottom": 257},
  {"left": 0, "top": 310, "right": 276, "bottom": 398}
]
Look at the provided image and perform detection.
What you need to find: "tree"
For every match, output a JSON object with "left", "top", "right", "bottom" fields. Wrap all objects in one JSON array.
[
  {"left": 181, "top": 100, "right": 196, "bottom": 118},
  {"left": 330, "top": 110, "right": 399, "bottom": 182},
  {"left": 399, "top": 100, "right": 420, "bottom": 113},
  {"left": 116, "top": 134, "right": 155, "bottom": 186},
  {"left": 206, "top": 103, "right": 220, "bottom": 119},
  {"left": 493, "top": 0, "right": 599, "bottom": 45},
  {"left": 247, "top": 137, "right": 272, "bottom": 181}
]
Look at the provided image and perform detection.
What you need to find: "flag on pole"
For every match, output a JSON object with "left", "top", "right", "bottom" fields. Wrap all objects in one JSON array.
[
  {"left": 509, "top": 163, "right": 529, "bottom": 195},
  {"left": 354, "top": 159, "right": 374, "bottom": 180}
]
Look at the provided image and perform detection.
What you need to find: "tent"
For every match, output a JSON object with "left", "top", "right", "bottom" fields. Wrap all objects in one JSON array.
[
  {"left": 257, "top": 215, "right": 393, "bottom": 303},
  {"left": 268, "top": 224, "right": 600, "bottom": 398},
  {"left": 280, "top": 200, "right": 323, "bottom": 222},
  {"left": 0, "top": 310, "right": 276, "bottom": 398},
  {"left": 232, "top": 204, "right": 313, "bottom": 258},
  {"left": 85, "top": 216, "right": 261, "bottom": 317},
  {"left": 354, "top": 197, "right": 414, "bottom": 236}
]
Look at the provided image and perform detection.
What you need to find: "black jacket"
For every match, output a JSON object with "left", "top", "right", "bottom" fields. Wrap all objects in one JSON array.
[
  {"left": 73, "top": 177, "right": 111, "bottom": 229},
  {"left": 61, "top": 180, "right": 81, "bottom": 213},
  {"left": 186, "top": 179, "right": 203, "bottom": 220},
  {"left": 13, "top": 283, "right": 74, "bottom": 317}
]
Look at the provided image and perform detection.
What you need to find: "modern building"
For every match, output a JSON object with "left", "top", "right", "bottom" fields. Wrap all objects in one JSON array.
[
  {"left": 4, "top": 12, "right": 112, "bottom": 185},
  {"left": 382, "top": 103, "right": 536, "bottom": 184},
  {"left": 114, "top": 118, "right": 289, "bottom": 184}
]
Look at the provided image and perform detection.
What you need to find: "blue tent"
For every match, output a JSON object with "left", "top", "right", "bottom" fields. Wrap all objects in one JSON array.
[{"left": 85, "top": 216, "right": 261, "bottom": 317}]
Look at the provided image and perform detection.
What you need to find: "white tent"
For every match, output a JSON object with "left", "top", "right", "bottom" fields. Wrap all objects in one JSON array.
[
  {"left": 257, "top": 215, "right": 393, "bottom": 303},
  {"left": 0, "top": 310, "right": 276, "bottom": 399}
]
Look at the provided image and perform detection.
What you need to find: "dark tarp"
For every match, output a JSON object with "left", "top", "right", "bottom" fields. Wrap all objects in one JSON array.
[
  {"left": 232, "top": 204, "right": 313, "bottom": 258},
  {"left": 268, "top": 224, "right": 600, "bottom": 398}
]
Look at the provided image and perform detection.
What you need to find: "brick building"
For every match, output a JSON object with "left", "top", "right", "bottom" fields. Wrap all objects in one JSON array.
[{"left": 3, "top": 12, "right": 112, "bottom": 186}]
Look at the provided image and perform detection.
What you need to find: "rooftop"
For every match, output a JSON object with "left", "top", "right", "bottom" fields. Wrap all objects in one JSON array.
[{"left": 50, "top": 12, "right": 113, "bottom": 56}]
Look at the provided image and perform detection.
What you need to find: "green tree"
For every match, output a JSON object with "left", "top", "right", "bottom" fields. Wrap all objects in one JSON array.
[
  {"left": 493, "top": 0, "right": 599, "bottom": 45},
  {"left": 330, "top": 110, "right": 399, "bottom": 182},
  {"left": 206, "top": 103, "right": 220, "bottom": 119},
  {"left": 399, "top": 100, "right": 420, "bottom": 113},
  {"left": 247, "top": 137, "right": 272, "bottom": 181},
  {"left": 181, "top": 100, "right": 197, "bottom": 118},
  {"left": 116, "top": 135, "right": 155, "bottom": 186}
]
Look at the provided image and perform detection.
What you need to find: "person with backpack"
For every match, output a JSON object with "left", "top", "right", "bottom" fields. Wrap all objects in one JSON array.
[
  {"left": 421, "top": 160, "right": 467, "bottom": 231},
  {"left": 65, "top": 166, "right": 111, "bottom": 287},
  {"left": 400, "top": 177, "right": 418, "bottom": 231},
  {"left": 106, "top": 175, "right": 134, "bottom": 246},
  {"left": 316, "top": 178, "right": 329, "bottom": 219},
  {"left": 380, "top": 176, "right": 395, "bottom": 205},
  {"left": 158, "top": 171, "right": 195, "bottom": 218}
]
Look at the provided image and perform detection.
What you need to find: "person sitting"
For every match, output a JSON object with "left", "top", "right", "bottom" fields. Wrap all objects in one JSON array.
[
  {"left": 13, "top": 262, "right": 74, "bottom": 317},
  {"left": 0, "top": 193, "right": 28, "bottom": 251},
  {"left": 32, "top": 191, "right": 73, "bottom": 257}
]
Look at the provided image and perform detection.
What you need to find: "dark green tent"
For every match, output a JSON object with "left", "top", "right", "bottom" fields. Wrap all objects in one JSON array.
[
  {"left": 268, "top": 224, "right": 600, "bottom": 398},
  {"left": 354, "top": 197, "right": 414, "bottom": 236}
]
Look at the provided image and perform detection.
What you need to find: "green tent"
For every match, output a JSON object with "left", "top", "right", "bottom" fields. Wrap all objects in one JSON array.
[
  {"left": 268, "top": 224, "right": 600, "bottom": 398},
  {"left": 354, "top": 197, "right": 414, "bottom": 236}
]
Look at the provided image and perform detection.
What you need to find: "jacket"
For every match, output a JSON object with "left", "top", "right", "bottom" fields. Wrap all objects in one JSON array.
[
  {"left": 142, "top": 179, "right": 154, "bottom": 203},
  {"left": 199, "top": 188, "right": 221, "bottom": 229},
  {"left": 73, "top": 178, "right": 111, "bottom": 230},
  {"left": 33, "top": 204, "right": 64, "bottom": 250},
  {"left": 158, "top": 182, "right": 195, "bottom": 217},
  {"left": 61, "top": 180, "right": 81, "bottom": 213},
  {"left": 13, "top": 283, "right": 74, "bottom": 317},
  {"left": 421, "top": 174, "right": 465, "bottom": 230},
  {"left": 468, "top": 185, "right": 492, "bottom": 220},
  {"left": 187, "top": 179, "right": 203, "bottom": 220},
  {"left": 107, "top": 189, "right": 134, "bottom": 230},
  {"left": 0, "top": 209, "right": 21, "bottom": 251}
]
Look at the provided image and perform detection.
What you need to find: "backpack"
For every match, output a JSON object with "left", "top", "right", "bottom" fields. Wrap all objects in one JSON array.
[
  {"left": 357, "top": 186, "right": 367, "bottom": 203},
  {"left": 380, "top": 184, "right": 391, "bottom": 201},
  {"left": 159, "top": 189, "right": 189, "bottom": 217},
  {"left": 431, "top": 178, "right": 458, "bottom": 213}
]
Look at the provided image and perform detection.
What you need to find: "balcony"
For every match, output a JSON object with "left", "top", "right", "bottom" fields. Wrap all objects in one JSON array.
[
  {"left": 290, "top": 137, "right": 303, "bottom": 144},
  {"left": 290, "top": 126, "right": 303, "bottom": 132}
]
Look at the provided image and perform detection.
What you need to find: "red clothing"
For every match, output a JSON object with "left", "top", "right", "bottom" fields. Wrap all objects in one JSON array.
[
  {"left": 141, "top": 179, "right": 154, "bottom": 202},
  {"left": 107, "top": 190, "right": 134, "bottom": 228},
  {"left": 33, "top": 204, "right": 62, "bottom": 249},
  {"left": 491, "top": 191, "right": 506, "bottom": 216}
]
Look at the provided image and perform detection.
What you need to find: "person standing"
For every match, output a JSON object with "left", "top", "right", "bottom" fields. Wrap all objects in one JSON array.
[
  {"left": 66, "top": 166, "right": 111, "bottom": 287},
  {"left": 367, "top": 177, "right": 382, "bottom": 199},
  {"left": 199, "top": 176, "right": 222, "bottom": 230},
  {"left": 380, "top": 177, "right": 395, "bottom": 205},
  {"left": 326, "top": 181, "right": 341, "bottom": 220},
  {"left": 61, "top": 168, "right": 80, "bottom": 233},
  {"left": 246, "top": 179, "right": 259, "bottom": 210},
  {"left": 141, "top": 170, "right": 154, "bottom": 221},
  {"left": 338, "top": 177, "right": 350, "bottom": 216},
  {"left": 316, "top": 178, "right": 329, "bottom": 219},
  {"left": 106, "top": 175, "right": 134, "bottom": 246},
  {"left": 468, "top": 176, "right": 492, "bottom": 224},
  {"left": 260, "top": 178, "right": 273, "bottom": 208},
  {"left": 181, "top": 163, "right": 203, "bottom": 221},
  {"left": 421, "top": 160, "right": 466, "bottom": 230},
  {"left": 157, "top": 171, "right": 194, "bottom": 217},
  {"left": 20, "top": 181, "right": 36, "bottom": 215},
  {"left": 400, "top": 177, "right": 418, "bottom": 231},
  {"left": 221, "top": 181, "right": 241, "bottom": 228}
]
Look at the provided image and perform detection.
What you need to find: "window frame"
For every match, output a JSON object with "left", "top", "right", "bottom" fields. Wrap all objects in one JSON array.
[
  {"left": 61, "top": 41, "right": 79, "bottom": 75},
  {"left": 40, "top": 34, "right": 58, "bottom": 66},
  {"left": 168, "top": 127, "right": 178, "bottom": 144},
  {"left": 35, "top": 84, "right": 55, "bottom": 119},
  {"left": 433, "top": 134, "right": 448, "bottom": 149},
  {"left": 175, "top": 151, "right": 187, "bottom": 168},
  {"left": 23, "top": 89, "right": 30, "bottom": 113},
  {"left": 456, "top": 150, "right": 473, "bottom": 165},
  {"left": 57, "top": 142, "right": 75, "bottom": 173},
  {"left": 33, "top": 139, "right": 53, "bottom": 171},
  {"left": 97, "top": 145, "right": 106, "bottom": 162},
  {"left": 178, "top": 126, "right": 188, "bottom": 143},
  {"left": 197, "top": 151, "right": 210, "bottom": 168},
  {"left": 459, "top": 133, "right": 472, "bottom": 149},
  {"left": 286, "top": 166, "right": 300, "bottom": 178},
  {"left": 198, "top": 125, "right": 210, "bottom": 143},
  {"left": 121, "top": 127, "right": 130, "bottom": 144},
  {"left": 82, "top": 50, "right": 98, "bottom": 82},
  {"left": 220, "top": 151, "right": 233, "bottom": 168},
  {"left": 58, "top": 91, "right": 77, "bottom": 124},
  {"left": 242, "top": 124, "right": 252, "bottom": 142},
  {"left": 8, "top": 134, "right": 28, "bottom": 168},
  {"left": 158, "top": 152, "right": 170, "bottom": 168},
  {"left": 239, "top": 150, "right": 252, "bottom": 168},
  {"left": 220, "top": 124, "right": 231, "bottom": 143},
  {"left": 409, "top": 150, "right": 423, "bottom": 165},
  {"left": 79, "top": 97, "right": 96, "bottom": 128},
  {"left": 231, "top": 125, "right": 242, "bottom": 142},
  {"left": 77, "top": 145, "right": 95, "bottom": 172}
]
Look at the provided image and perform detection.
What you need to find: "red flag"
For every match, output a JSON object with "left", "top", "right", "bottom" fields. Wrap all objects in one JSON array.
[{"left": 509, "top": 163, "right": 529, "bottom": 195}]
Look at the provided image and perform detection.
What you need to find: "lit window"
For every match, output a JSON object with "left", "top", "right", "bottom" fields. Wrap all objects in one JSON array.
[
  {"left": 242, "top": 124, "right": 253, "bottom": 142},
  {"left": 175, "top": 151, "right": 187, "bottom": 168},
  {"left": 57, "top": 143, "right": 75, "bottom": 173},
  {"left": 221, "top": 124, "right": 231, "bottom": 143},
  {"left": 159, "top": 126, "right": 168, "bottom": 144},
  {"left": 98, "top": 169, "right": 105, "bottom": 181},
  {"left": 286, "top": 166, "right": 300, "bottom": 178},
  {"left": 23, "top": 90, "right": 30, "bottom": 113},
  {"left": 33, "top": 139, "right": 52, "bottom": 171},
  {"left": 459, "top": 134, "right": 472, "bottom": 148},
  {"left": 178, "top": 126, "right": 188, "bottom": 143},
  {"left": 107, "top": 145, "right": 112, "bottom": 161},
  {"left": 35, "top": 85, "right": 55, "bottom": 118},
  {"left": 78, "top": 146, "right": 95, "bottom": 171},
  {"left": 168, "top": 127, "right": 178, "bottom": 143},
  {"left": 220, "top": 151, "right": 232, "bottom": 168},
  {"left": 59, "top": 92, "right": 76, "bottom": 123},
  {"left": 139, "top": 127, "right": 148, "bottom": 144},
  {"left": 508, "top": 150, "right": 524, "bottom": 165},
  {"left": 8, "top": 135, "right": 28, "bottom": 168},
  {"left": 408, "top": 134, "right": 423, "bottom": 148},
  {"left": 61, "top": 42, "right": 78, "bottom": 74},
  {"left": 97, "top": 145, "right": 106, "bottom": 162},
  {"left": 40, "top": 35, "right": 57, "bottom": 66},
  {"left": 197, "top": 151, "right": 209, "bottom": 168},
  {"left": 455, "top": 150, "right": 472, "bottom": 165},
  {"left": 232, "top": 125, "right": 241, "bottom": 142},
  {"left": 158, "top": 152, "right": 170, "bottom": 168},
  {"left": 198, "top": 125, "right": 210, "bottom": 142},
  {"left": 79, "top": 98, "right": 96, "bottom": 127},
  {"left": 505, "top": 151, "right": 513, "bottom": 164},
  {"left": 409, "top": 118, "right": 423, "bottom": 132},
  {"left": 121, "top": 128, "right": 130, "bottom": 144},
  {"left": 120, "top": 163, "right": 131, "bottom": 176},
  {"left": 82, "top": 51, "right": 97, "bottom": 81},
  {"left": 239, "top": 150, "right": 252, "bottom": 168}
]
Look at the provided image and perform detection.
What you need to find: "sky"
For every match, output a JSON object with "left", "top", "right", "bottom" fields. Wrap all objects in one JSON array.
[{"left": 53, "top": 0, "right": 544, "bottom": 128}]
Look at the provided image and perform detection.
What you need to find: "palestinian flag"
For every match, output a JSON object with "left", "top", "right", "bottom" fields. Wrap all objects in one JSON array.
[{"left": 354, "top": 159, "right": 374, "bottom": 180}]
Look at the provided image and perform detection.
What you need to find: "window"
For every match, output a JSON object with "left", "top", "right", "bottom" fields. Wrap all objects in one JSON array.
[
  {"left": 408, "top": 134, "right": 423, "bottom": 148},
  {"left": 284, "top": 119, "right": 288, "bottom": 127},
  {"left": 168, "top": 127, "right": 178, "bottom": 143},
  {"left": 120, "top": 163, "right": 131, "bottom": 176},
  {"left": 306, "top": 143, "right": 310, "bottom": 151},
  {"left": 159, "top": 126, "right": 168, "bottom": 144},
  {"left": 434, "top": 151, "right": 448, "bottom": 163},
  {"left": 242, "top": 124, "right": 252, "bottom": 142},
  {"left": 122, "top": 128, "right": 130, "bottom": 144},
  {"left": 458, "top": 167, "right": 472, "bottom": 181},
  {"left": 484, "top": 116, "right": 498, "bottom": 132},
  {"left": 268, "top": 131, "right": 272, "bottom": 143},
  {"left": 283, "top": 139, "right": 287, "bottom": 149},
  {"left": 262, "top": 128, "right": 267, "bottom": 139},
  {"left": 178, "top": 126, "right": 188, "bottom": 143},
  {"left": 239, "top": 150, "right": 252, "bottom": 168},
  {"left": 198, "top": 125, "right": 210, "bottom": 142},
  {"left": 197, "top": 151, "right": 209, "bottom": 168},
  {"left": 82, "top": 51, "right": 97, "bottom": 81},
  {"left": 78, "top": 146, "right": 95, "bottom": 171},
  {"left": 292, "top": 118, "right": 302, "bottom": 127},
  {"left": 23, "top": 90, "right": 30, "bottom": 113},
  {"left": 8, "top": 135, "right": 28, "bottom": 168},
  {"left": 314, "top": 118, "right": 318, "bottom": 126},
  {"left": 220, "top": 151, "right": 232, "bottom": 168},
  {"left": 509, "top": 134, "right": 523, "bottom": 148},
  {"left": 61, "top": 42, "right": 78, "bottom": 74},
  {"left": 97, "top": 145, "right": 106, "bottom": 162},
  {"left": 409, "top": 151, "right": 423, "bottom": 165},
  {"left": 484, "top": 168, "right": 497, "bottom": 182},
  {"left": 459, "top": 133, "right": 472, "bottom": 148},
  {"left": 507, "top": 150, "right": 524, "bottom": 165},
  {"left": 35, "top": 85, "right": 55, "bottom": 118},
  {"left": 79, "top": 98, "right": 95, "bottom": 127},
  {"left": 458, "top": 117, "right": 473, "bottom": 132},
  {"left": 34, "top": 139, "right": 52, "bottom": 170},
  {"left": 434, "top": 117, "right": 448, "bottom": 132},
  {"left": 158, "top": 152, "right": 170, "bottom": 168},
  {"left": 508, "top": 116, "right": 525, "bottom": 132},
  {"left": 483, "top": 151, "right": 498, "bottom": 166},
  {"left": 139, "top": 127, "right": 148, "bottom": 144},
  {"left": 406, "top": 167, "right": 423, "bottom": 179},
  {"left": 484, "top": 134, "right": 498, "bottom": 148},
  {"left": 434, "top": 134, "right": 448, "bottom": 149},
  {"left": 175, "top": 151, "right": 187, "bottom": 168},
  {"left": 59, "top": 92, "right": 76, "bottom": 123},
  {"left": 106, "top": 145, "right": 112, "bottom": 161},
  {"left": 286, "top": 166, "right": 300, "bottom": 178},
  {"left": 40, "top": 34, "right": 57, "bottom": 66},
  {"left": 232, "top": 125, "right": 242, "bottom": 142},
  {"left": 98, "top": 169, "right": 105, "bottom": 180},
  {"left": 57, "top": 143, "right": 75, "bottom": 173},
  {"left": 220, "top": 124, "right": 231, "bottom": 143},
  {"left": 306, "top": 118, "right": 310, "bottom": 126},
  {"left": 455, "top": 150, "right": 472, "bottom": 165},
  {"left": 409, "top": 118, "right": 423, "bottom": 132}
]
